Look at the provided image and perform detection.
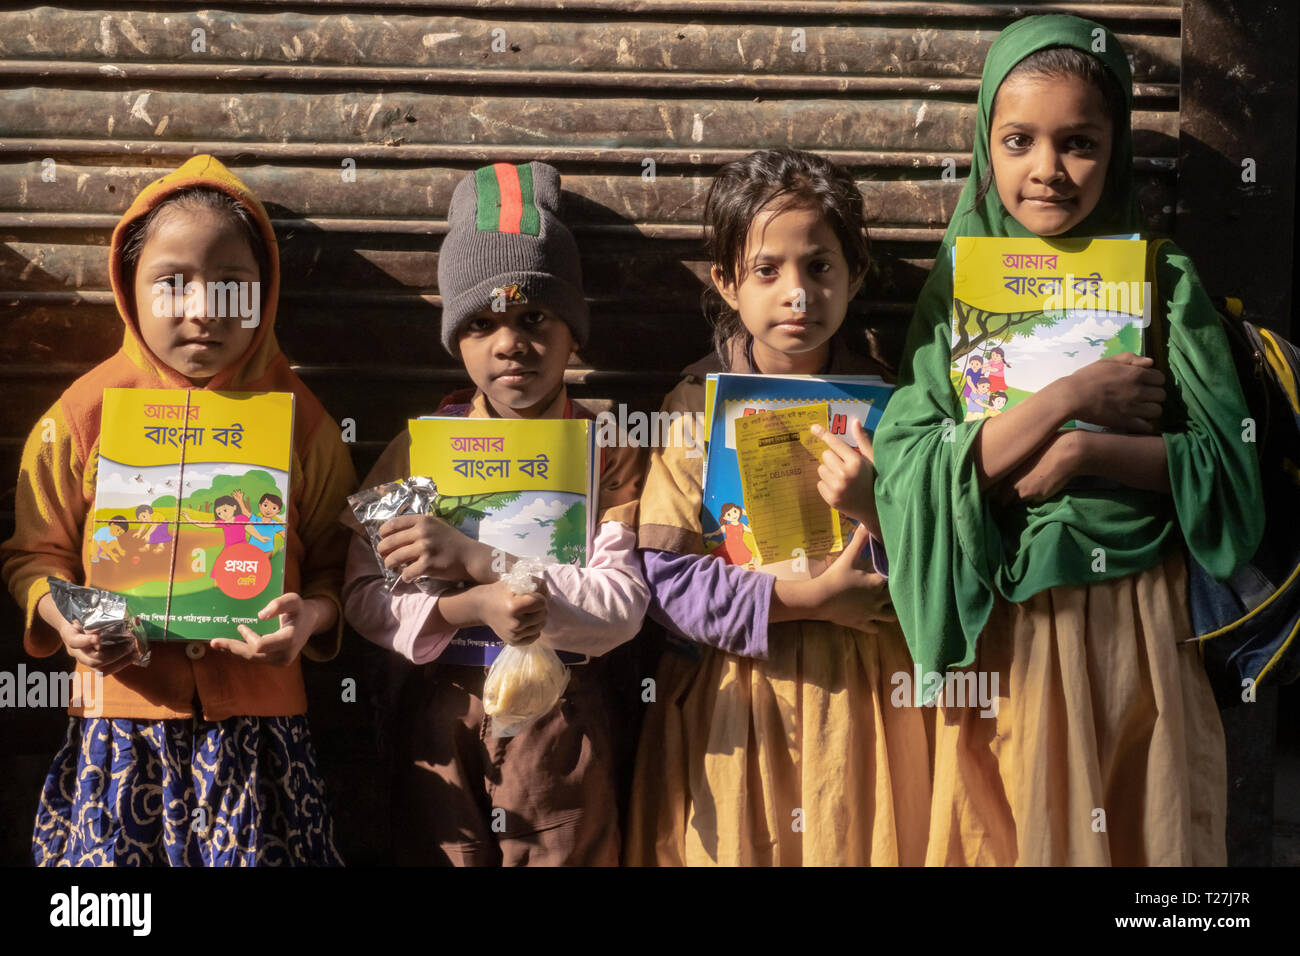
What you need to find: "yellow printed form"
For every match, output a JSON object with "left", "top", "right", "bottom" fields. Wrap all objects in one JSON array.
[{"left": 734, "top": 403, "right": 844, "bottom": 566}]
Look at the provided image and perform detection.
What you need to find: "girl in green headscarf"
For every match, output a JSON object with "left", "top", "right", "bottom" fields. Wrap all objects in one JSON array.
[{"left": 874, "top": 15, "right": 1263, "bottom": 865}]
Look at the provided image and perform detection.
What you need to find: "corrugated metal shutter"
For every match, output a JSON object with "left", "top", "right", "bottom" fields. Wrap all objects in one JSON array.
[{"left": 0, "top": 1, "right": 1183, "bottom": 497}]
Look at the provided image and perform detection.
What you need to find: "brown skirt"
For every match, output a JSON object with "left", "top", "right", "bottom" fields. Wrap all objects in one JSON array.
[
  {"left": 624, "top": 621, "right": 934, "bottom": 866},
  {"left": 926, "top": 547, "right": 1227, "bottom": 866}
]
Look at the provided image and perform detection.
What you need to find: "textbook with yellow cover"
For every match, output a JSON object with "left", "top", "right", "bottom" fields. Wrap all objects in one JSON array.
[
  {"left": 950, "top": 236, "right": 1148, "bottom": 425},
  {"left": 87, "top": 388, "right": 295, "bottom": 641},
  {"left": 408, "top": 416, "right": 598, "bottom": 664}
]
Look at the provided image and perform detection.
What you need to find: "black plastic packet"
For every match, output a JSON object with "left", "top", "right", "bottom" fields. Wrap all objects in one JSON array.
[
  {"left": 46, "top": 577, "right": 151, "bottom": 667},
  {"left": 347, "top": 475, "right": 440, "bottom": 591}
]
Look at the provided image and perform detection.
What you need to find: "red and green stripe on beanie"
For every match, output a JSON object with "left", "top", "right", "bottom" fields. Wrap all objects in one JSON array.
[{"left": 475, "top": 163, "right": 542, "bottom": 236}]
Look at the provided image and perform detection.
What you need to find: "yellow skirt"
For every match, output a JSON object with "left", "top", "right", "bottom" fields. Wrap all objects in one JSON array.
[
  {"left": 625, "top": 621, "right": 933, "bottom": 866},
  {"left": 926, "top": 547, "right": 1227, "bottom": 866}
]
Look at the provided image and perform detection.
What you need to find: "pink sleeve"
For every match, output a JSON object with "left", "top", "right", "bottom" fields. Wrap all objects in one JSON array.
[
  {"left": 537, "top": 521, "right": 649, "bottom": 657},
  {"left": 341, "top": 532, "right": 456, "bottom": 664}
]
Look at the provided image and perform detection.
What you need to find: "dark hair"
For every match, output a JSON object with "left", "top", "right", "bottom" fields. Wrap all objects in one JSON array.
[
  {"left": 702, "top": 148, "right": 872, "bottom": 368},
  {"left": 109, "top": 517, "right": 128, "bottom": 532},
  {"left": 119, "top": 186, "right": 270, "bottom": 310},
  {"left": 259, "top": 492, "right": 283, "bottom": 510},
  {"left": 213, "top": 495, "right": 239, "bottom": 512},
  {"left": 972, "top": 46, "right": 1127, "bottom": 210},
  {"left": 135, "top": 504, "right": 152, "bottom": 518},
  {"left": 718, "top": 502, "right": 744, "bottom": 521},
  {"left": 991, "top": 390, "right": 1008, "bottom": 403}
]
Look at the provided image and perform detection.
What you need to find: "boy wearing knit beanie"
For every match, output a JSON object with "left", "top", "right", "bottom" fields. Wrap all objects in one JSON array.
[{"left": 341, "top": 162, "right": 648, "bottom": 865}]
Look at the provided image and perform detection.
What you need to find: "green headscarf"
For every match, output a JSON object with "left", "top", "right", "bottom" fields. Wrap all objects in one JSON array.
[
  {"left": 955, "top": 14, "right": 1140, "bottom": 240},
  {"left": 873, "top": 14, "right": 1264, "bottom": 684}
]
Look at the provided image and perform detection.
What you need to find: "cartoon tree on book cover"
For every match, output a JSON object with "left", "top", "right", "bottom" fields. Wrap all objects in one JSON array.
[
  {"left": 950, "top": 236, "right": 1148, "bottom": 422},
  {"left": 87, "top": 388, "right": 295, "bottom": 641}
]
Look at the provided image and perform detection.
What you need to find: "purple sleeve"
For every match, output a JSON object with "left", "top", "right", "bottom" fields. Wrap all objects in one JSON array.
[{"left": 640, "top": 549, "right": 774, "bottom": 659}]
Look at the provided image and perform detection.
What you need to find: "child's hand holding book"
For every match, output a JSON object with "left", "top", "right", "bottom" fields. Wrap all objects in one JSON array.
[
  {"left": 811, "top": 418, "right": 882, "bottom": 540},
  {"left": 211, "top": 593, "right": 336, "bottom": 666},
  {"left": 771, "top": 525, "right": 896, "bottom": 636},
  {"left": 1064, "top": 354, "right": 1166, "bottom": 434}
]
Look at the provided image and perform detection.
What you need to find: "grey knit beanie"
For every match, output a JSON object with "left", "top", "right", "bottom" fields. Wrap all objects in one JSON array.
[{"left": 438, "top": 161, "right": 588, "bottom": 354}]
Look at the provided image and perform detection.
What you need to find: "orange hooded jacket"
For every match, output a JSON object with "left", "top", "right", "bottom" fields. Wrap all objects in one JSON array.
[{"left": 1, "top": 155, "right": 357, "bottom": 719}]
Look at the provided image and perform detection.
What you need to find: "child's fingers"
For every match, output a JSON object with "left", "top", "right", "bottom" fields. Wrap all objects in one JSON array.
[
  {"left": 1134, "top": 381, "right": 1166, "bottom": 402},
  {"left": 61, "top": 627, "right": 97, "bottom": 650},
  {"left": 836, "top": 523, "right": 872, "bottom": 566},
  {"left": 1130, "top": 401, "right": 1163, "bottom": 421},
  {"left": 1108, "top": 353, "right": 1153, "bottom": 367},
  {"left": 213, "top": 629, "right": 263, "bottom": 659},
  {"left": 819, "top": 449, "right": 861, "bottom": 484},
  {"left": 257, "top": 593, "right": 298, "bottom": 621},
  {"left": 377, "top": 515, "right": 420, "bottom": 539},
  {"left": 510, "top": 592, "right": 547, "bottom": 615},
  {"left": 376, "top": 527, "right": 419, "bottom": 556},
  {"left": 1123, "top": 417, "right": 1156, "bottom": 435},
  {"left": 817, "top": 462, "right": 845, "bottom": 487},
  {"left": 849, "top": 418, "right": 875, "bottom": 464},
  {"left": 816, "top": 479, "right": 835, "bottom": 507},
  {"left": 859, "top": 570, "right": 888, "bottom": 592},
  {"left": 514, "top": 608, "right": 547, "bottom": 631},
  {"left": 382, "top": 542, "right": 424, "bottom": 570},
  {"left": 810, "top": 424, "right": 857, "bottom": 465},
  {"left": 67, "top": 647, "right": 104, "bottom": 669}
]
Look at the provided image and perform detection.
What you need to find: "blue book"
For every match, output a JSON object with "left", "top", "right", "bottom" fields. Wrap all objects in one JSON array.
[{"left": 701, "top": 373, "right": 894, "bottom": 580}]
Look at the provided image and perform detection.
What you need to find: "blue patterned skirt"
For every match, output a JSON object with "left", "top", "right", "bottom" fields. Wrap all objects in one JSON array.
[{"left": 33, "top": 715, "right": 343, "bottom": 866}]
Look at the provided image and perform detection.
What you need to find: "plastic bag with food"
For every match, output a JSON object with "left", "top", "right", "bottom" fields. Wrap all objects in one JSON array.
[
  {"left": 481, "top": 557, "right": 569, "bottom": 737},
  {"left": 347, "top": 476, "right": 440, "bottom": 591},
  {"left": 46, "top": 577, "right": 151, "bottom": 667}
]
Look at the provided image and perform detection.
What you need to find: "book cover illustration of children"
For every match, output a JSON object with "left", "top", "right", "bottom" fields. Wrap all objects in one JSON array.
[
  {"left": 131, "top": 503, "right": 173, "bottom": 553},
  {"left": 704, "top": 502, "right": 757, "bottom": 569},
  {"left": 89, "top": 455, "right": 291, "bottom": 640},
  {"left": 90, "top": 517, "right": 129, "bottom": 563},
  {"left": 964, "top": 377, "right": 994, "bottom": 421},
  {"left": 959, "top": 353, "right": 985, "bottom": 399},
  {"left": 984, "top": 346, "right": 1010, "bottom": 391},
  {"left": 246, "top": 491, "right": 286, "bottom": 554},
  {"left": 84, "top": 387, "right": 295, "bottom": 641}
]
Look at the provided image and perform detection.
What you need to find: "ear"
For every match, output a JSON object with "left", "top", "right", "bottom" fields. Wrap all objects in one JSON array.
[{"left": 710, "top": 264, "right": 741, "bottom": 311}]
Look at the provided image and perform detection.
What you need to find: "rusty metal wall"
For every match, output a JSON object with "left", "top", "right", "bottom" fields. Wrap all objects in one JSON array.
[{"left": 0, "top": 1, "right": 1186, "bottom": 493}]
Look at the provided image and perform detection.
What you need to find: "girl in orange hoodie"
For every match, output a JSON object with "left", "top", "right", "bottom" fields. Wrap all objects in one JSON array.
[{"left": 1, "top": 155, "right": 357, "bottom": 865}]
